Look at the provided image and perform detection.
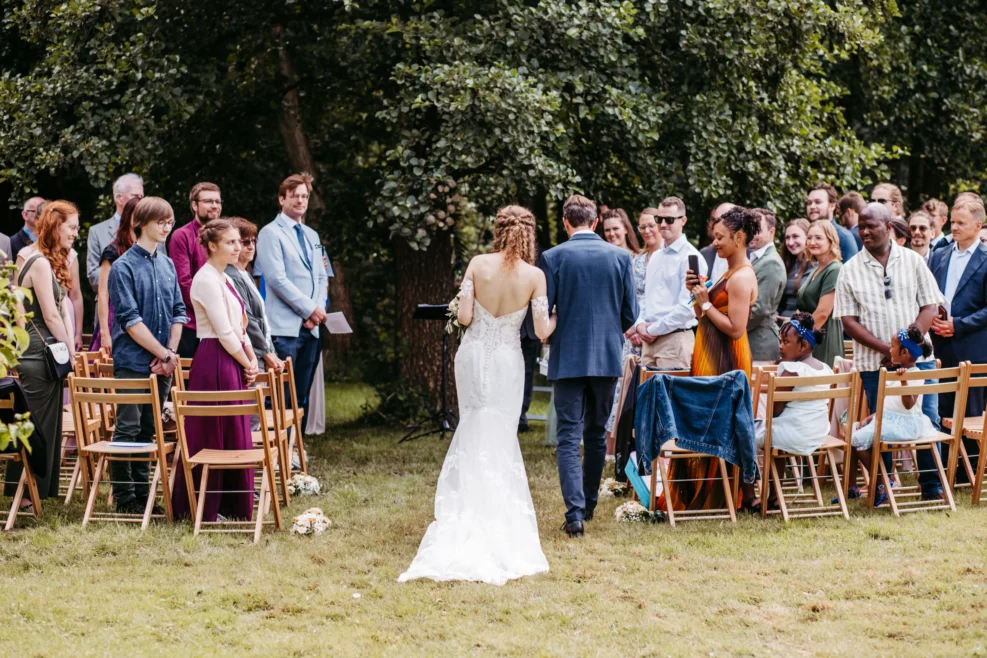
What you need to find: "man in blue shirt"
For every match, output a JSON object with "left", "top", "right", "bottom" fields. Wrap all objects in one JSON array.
[
  {"left": 807, "top": 183, "right": 859, "bottom": 262},
  {"left": 108, "top": 196, "right": 187, "bottom": 514}
]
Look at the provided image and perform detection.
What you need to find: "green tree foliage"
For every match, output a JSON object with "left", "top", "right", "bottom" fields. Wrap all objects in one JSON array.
[{"left": 0, "top": 259, "right": 34, "bottom": 451}]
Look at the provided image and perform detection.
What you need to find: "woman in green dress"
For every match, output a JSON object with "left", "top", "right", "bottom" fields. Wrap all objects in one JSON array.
[
  {"left": 5, "top": 201, "right": 79, "bottom": 503},
  {"left": 796, "top": 221, "right": 845, "bottom": 366}
]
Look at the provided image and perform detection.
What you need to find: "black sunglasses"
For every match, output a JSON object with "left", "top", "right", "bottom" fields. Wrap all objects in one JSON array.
[
  {"left": 657, "top": 215, "right": 684, "bottom": 225},
  {"left": 884, "top": 275, "right": 893, "bottom": 300},
  {"left": 874, "top": 198, "right": 892, "bottom": 205}
]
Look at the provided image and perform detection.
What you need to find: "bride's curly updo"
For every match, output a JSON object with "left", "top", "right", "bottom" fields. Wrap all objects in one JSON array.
[{"left": 492, "top": 205, "right": 536, "bottom": 267}]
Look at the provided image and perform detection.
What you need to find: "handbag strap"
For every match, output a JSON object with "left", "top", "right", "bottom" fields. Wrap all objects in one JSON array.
[{"left": 19, "top": 254, "right": 58, "bottom": 344}]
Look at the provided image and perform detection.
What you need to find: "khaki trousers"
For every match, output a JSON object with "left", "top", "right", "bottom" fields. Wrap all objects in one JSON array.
[{"left": 641, "top": 330, "right": 694, "bottom": 370}]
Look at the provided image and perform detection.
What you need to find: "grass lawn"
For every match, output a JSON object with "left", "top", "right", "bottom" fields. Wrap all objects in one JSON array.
[{"left": 2, "top": 383, "right": 987, "bottom": 656}]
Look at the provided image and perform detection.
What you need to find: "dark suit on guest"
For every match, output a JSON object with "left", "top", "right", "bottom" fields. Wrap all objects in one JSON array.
[
  {"left": 9, "top": 227, "right": 33, "bottom": 262},
  {"left": 518, "top": 306, "right": 540, "bottom": 431},
  {"left": 539, "top": 231, "right": 638, "bottom": 523},
  {"left": 931, "top": 242, "right": 987, "bottom": 476}
]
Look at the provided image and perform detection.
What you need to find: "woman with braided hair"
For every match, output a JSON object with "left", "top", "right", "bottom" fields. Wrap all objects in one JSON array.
[{"left": 400, "top": 204, "right": 554, "bottom": 585}]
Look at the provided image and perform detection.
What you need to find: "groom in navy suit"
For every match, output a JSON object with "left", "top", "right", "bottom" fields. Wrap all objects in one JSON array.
[{"left": 540, "top": 195, "right": 638, "bottom": 537}]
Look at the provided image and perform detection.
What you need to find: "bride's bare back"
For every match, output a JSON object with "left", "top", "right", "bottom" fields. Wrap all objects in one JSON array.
[{"left": 457, "top": 253, "right": 555, "bottom": 339}]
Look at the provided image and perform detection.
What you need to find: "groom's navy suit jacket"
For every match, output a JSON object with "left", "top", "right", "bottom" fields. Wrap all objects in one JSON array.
[
  {"left": 930, "top": 241, "right": 987, "bottom": 364},
  {"left": 539, "top": 232, "right": 638, "bottom": 381}
]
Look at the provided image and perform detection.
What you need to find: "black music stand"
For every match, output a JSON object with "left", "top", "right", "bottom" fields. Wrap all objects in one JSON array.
[{"left": 400, "top": 303, "right": 458, "bottom": 442}]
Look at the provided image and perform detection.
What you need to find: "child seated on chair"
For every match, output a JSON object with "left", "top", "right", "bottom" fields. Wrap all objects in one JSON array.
[
  {"left": 755, "top": 311, "right": 834, "bottom": 456},
  {"left": 848, "top": 325, "right": 936, "bottom": 505}
]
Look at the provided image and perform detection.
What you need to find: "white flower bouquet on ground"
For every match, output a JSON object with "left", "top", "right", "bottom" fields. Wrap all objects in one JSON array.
[
  {"left": 290, "top": 508, "right": 331, "bottom": 536},
  {"left": 287, "top": 473, "right": 321, "bottom": 496},
  {"left": 598, "top": 478, "right": 629, "bottom": 498},
  {"left": 615, "top": 501, "right": 661, "bottom": 523}
]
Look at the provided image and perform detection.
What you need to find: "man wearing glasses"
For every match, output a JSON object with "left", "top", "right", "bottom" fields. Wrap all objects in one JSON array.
[
  {"left": 86, "top": 173, "right": 145, "bottom": 290},
  {"left": 634, "top": 197, "right": 706, "bottom": 369},
  {"left": 907, "top": 210, "right": 935, "bottom": 266},
  {"left": 168, "top": 182, "right": 223, "bottom": 357},
  {"left": 834, "top": 202, "right": 947, "bottom": 503},
  {"left": 10, "top": 196, "right": 45, "bottom": 261},
  {"left": 255, "top": 173, "right": 330, "bottom": 425}
]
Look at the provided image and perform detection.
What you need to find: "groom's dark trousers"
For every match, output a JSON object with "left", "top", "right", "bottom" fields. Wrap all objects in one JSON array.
[{"left": 554, "top": 377, "right": 617, "bottom": 523}]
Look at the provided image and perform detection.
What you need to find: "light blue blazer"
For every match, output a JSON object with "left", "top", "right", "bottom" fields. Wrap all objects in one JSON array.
[{"left": 255, "top": 213, "right": 330, "bottom": 338}]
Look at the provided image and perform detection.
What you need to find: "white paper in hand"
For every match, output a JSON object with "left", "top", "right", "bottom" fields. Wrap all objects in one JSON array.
[{"left": 324, "top": 312, "right": 353, "bottom": 334}]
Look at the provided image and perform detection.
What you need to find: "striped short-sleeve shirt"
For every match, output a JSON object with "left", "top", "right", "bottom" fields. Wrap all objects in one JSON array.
[{"left": 834, "top": 241, "right": 944, "bottom": 371}]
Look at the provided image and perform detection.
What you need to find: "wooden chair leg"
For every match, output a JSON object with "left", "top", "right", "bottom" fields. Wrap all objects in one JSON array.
[
  {"left": 760, "top": 454, "right": 772, "bottom": 520},
  {"left": 193, "top": 465, "right": 209, "bottom": 537},
  {"left": 82, "top": 455, "right": 106, "bottom": 527},
  {"left": 974, "top": 436, "right": 987, "bottom": 506},
  {"left": 718, "top": 459, "right": 736, "bottom": 523},
  {"left": 4, "top": 468, "right": 27, "bottom": 531},
  {"left": 266, "top": 456, "right": 282, "bottom": 531},
  {"left": 657, "top": 455, "right": 674, "bottom": 528},
  {"left": 25, "top": 464, "right": 42, "bottom": 520},
  {"left": 827, "top": 449, "right": 850, "bottom": 520},
  {"left": 771, "top": 459, "right": 790, "bottom": 522},
  {"left": 806, "top": 457, "right": 824, "bottom": 506},
  {"left": 142, "top": 460, "right": 160, "bottom": 532},
  {"left": 931, "top": 443, "right": 956, "bottom": 511},
  {"left": 878, "top": 453, "right": 899, "bottom": 517},
  {"left": 254, "top": 470, "right": 269, "bottom": 544},
  {"left": 293, "top": 426, "right": 308, "bottom": 474},
  {"left": 649, "top": 459, "right": 658, "bottom": 512},
  {"left": 63, "top": 459, "right": 81, "bottom": 505},
  {"left": 278, "top": 438, "right": 291, "bottom": 505}
]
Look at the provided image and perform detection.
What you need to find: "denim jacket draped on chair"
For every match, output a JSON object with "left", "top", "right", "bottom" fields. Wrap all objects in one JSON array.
[{"left": 634, "top": 370, "right": 758, "bottom": 484}]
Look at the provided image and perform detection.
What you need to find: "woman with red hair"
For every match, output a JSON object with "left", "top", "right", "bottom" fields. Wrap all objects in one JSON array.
[{"left": 5, "top": 201, "right": 79, "bottom": 504}]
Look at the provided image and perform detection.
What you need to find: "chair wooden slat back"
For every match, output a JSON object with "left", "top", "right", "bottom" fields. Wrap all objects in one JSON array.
[
  {"left": 959, "top": 362, "right": 987, "bottom": 504},
  {"left": 866, "top": 364, "right": 969, "bottom": 515},
  {"left": 278, "top": 358, "right": 308, "bottom": 473},
  {"left": 760, "top": 370, "right": 859, "bottom": 521}
]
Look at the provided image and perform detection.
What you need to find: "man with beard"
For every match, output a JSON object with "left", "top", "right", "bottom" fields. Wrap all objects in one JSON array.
[
  {"left": 168, "top": 182, "right": 223, "bottom": 358},
  {"left": 806, "top": 182, "right": 858, "bottom": 262}
]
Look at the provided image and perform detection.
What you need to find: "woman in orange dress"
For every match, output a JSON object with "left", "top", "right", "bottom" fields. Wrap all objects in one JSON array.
[{"left": 657, "top": 206, "right": 760, "bottom": 512}]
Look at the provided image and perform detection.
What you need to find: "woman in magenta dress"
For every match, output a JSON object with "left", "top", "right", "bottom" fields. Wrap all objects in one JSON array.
[{"left": 172, "top": 219, "right": 260, "bottom": 521}]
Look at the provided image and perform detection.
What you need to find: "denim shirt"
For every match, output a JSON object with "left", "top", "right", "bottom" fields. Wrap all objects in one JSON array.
[
  {"left": 108, "top": 243, "right": 188, "bottom": 374},
  {"left": 634, "top": 370, "right": 758, "bottom": 484}
]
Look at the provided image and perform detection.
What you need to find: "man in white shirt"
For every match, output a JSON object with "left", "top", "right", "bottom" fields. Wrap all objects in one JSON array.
[
  {"left": 907, "top": 210, "right": 935, "bottom": 267},
  {"left": 86, "top": 173, "right": 145, "bottom": 290},
  {"left": 635, "top": 196, "right": 706, "bottom": 369}
]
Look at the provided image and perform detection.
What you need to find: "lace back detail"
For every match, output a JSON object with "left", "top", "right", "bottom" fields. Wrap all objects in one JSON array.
[{"left": 531, "top": 295, "right": 548, "bottom": 319}]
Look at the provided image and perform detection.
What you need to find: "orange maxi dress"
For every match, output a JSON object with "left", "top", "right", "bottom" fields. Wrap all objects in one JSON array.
[{"left": 657, "top": 264, "right": 756, "bottom": 512}]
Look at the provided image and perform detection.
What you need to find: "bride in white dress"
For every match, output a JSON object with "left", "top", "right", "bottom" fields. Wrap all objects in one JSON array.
[{"left": 399, "top": 205, "right": 556, "bottom": 586}]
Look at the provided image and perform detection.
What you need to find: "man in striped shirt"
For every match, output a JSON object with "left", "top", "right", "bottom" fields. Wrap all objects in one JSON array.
[{"left": 834, "top": 202, "right": 947, "bottom": 502}]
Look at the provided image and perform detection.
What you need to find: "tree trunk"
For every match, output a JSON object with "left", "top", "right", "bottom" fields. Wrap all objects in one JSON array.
[
  {"left": 393, "top": 233, "right": 456, "bottom": 409},
  {"left": 274, "top": 25, "right": 354, "bottom": 359}
]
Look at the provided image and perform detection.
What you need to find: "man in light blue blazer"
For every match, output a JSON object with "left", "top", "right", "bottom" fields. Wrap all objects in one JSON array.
[
  {"left": 255, "top": 173, "right": 330, "bottom": 423},
  {"left": 539, "top": 195, "right": 638, "bottom": 537}
]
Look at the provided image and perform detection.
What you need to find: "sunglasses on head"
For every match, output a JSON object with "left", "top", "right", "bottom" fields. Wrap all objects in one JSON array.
[
  {"left": 874, "top": 198, "right": 892, "bottom": 205},
  {"left": 884, "top": 275, "right": 893, "bottom": 300}
]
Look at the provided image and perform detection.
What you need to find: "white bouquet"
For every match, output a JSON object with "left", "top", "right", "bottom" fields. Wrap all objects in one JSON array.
[
  {"left": 614, "top": 500, "right": 656, "bottom": 523},
  {"left": 598, "top": 478, "right": 629, "bottom": 498},
  {"left": 290, "top": 507, "right": 331, "bottom": 536},
  {"left": 446, "top": 296, "right": 464, "bottom": 338},
  {"left": 287, "top": 473, "right": 321, "bottom": 496}
]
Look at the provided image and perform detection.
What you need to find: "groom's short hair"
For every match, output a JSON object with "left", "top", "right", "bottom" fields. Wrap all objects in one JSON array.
[
  {"left": 660, "top": 196, "right": 686, "bottom": 216},
  {"left": 563, "top": 194, "right": 597, "bottom": 227}
]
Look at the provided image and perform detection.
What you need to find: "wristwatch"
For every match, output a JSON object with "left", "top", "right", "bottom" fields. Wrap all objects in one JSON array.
[
  {"left": 161, "top": 352, "right": 174, "bottom": 365},
  {"left": 701, "top": 301, "right": 713, "bottom": 314}
]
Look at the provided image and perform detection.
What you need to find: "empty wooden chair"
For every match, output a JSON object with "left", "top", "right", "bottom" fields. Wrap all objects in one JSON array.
[
  {"left": 864, "top": 365, "right": 968, "bottom": 516},
  {"left": 759, "top": 370, "right": 860, "bottom": 521},
  {"left": 0, "top": 393, "right": 42, "bottom": 530},
  {"left": 269, "top": 358, "right": 308, "bottom": 473},
  {"left": 250, "top": 371, "right": 291, "bottom": 505},
  {"left": 638, "top": 369, "right": 738, "bottom": 527},
  {"left": 69, "top": 374, "right": 176, "bottom": 530},
  {"left": 173, "top": 387, "right": 282, "bottom": 543}
]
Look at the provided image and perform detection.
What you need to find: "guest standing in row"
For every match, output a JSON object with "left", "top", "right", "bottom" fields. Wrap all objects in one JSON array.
[
  {"left": 9, "top": 196, "right": 44, "bottom": 261},
  {"left": 890, "top": 218, "right": 911, "bottom": 247},
  {"left": 797, "top": 221, "right": 844, "bottom": 366},
  {"left": 5, "top": 201, "right": 79, "bottom": 504},
  {"left": 839, "top": 191, "right": 866, "bottom": 250},
  {"left": 87, "top": 174, "right": 144, "bottom": 291},
  {"left": 923, "top": 198, "right": 951, "bottom": 251},
  {"left": 172, "top": 219, "right": 258, "bottom": 522},
  {"left": 635, "top": 198, "right": 704, "bottom": 368},
  {"left": 601, "top": 209, "right": 641, "bottom": 254},
  {"left": 907, "top": 210, "right": 935, "bottom": 266},
  {"left": 255, "top": 174, "right": 330, "bottom": 423},
  {"left": 169, "top": 182, "right": 223, "bottom": 358},
  {"left": 778, "top": 218, "right": 815, "bottom": 322},
  {"left": 871, "top": 182, "right": 905, "bottom": 219},
  {"left": 107, "top": 197, "right": 186, "bottom": 514},
  {"left": 806, "top": 183, "right": 858, "bottom": 262},
  {"left": 91, "top": 197, "right": 139, "bottom": 353},
  {"left": 701, "top": 202, "right": 736, "bottom": 283},
  {"left": 745, "top": 208, "right": 786, "bottom": 362}
]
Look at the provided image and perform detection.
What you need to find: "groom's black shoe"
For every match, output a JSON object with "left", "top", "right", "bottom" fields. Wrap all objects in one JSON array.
[
  {"left": 561, "top": 520, "right": 584, "bottom": 537},
  {"left": 584, "top": 508, "right": 594, "bottom": 522}
]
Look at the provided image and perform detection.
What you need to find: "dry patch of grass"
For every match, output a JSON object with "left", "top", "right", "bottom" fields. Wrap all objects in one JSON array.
[{"left": 2, "top": 385, "right": 987, "bottom": 656}]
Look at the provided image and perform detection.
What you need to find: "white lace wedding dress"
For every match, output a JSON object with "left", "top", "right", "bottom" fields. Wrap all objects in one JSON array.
[{"left": 398, "top": 283, "right": 549, "bottom": 585}]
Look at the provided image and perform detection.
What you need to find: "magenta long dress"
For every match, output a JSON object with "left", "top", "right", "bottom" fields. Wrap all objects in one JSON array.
[{"left": 172, "top": 282, "right": 254, "bottom": 522}]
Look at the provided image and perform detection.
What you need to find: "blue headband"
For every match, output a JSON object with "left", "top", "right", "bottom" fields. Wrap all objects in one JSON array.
[
  {"left": 790, "top": 319, "right": 816, "bottom": 348},
  {"left": 897, "top": 329, "right": 923, "bottom": 359}
]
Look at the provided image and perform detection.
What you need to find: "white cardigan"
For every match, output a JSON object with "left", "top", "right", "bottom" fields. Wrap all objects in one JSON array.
[{"left": 190, "top": 263, "right": 251, "bottom": 356}]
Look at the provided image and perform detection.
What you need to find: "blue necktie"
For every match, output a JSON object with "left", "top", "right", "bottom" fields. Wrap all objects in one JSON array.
[{"left": 294, "top": 223, "right": 312, "bottom": 270}]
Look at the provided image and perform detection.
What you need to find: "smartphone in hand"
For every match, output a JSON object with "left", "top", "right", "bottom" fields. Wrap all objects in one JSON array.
[{"left": 687, "top": 254, "right": 700, "bottom": 287}]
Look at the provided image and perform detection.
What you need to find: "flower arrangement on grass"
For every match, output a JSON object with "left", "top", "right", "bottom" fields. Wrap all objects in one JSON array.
[
  {"left": 598, "top": 478, "right": 629, "bottom": 498},
  {"left": 287, "top": 473, "right": 321, "bottom": 496},
  {"left": 614, "top": 501, "right": 660, "bottom": 523},
  {"left": 290, "top": 508, "right": 331, "bottom": 536}
]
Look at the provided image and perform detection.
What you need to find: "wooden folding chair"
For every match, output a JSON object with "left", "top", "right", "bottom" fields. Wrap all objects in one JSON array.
[
  {"left": 942, "top": 362, "right": 987, "bottom": 503},
  {"left": 640, "top": 369, "right": 738, "bottom": 528},
  {"left": 865, "top": 364, "right": 968, "bottom": 516},
  {"left": 759, "top": 371, "right": 859, "bottom": 521},
  {"left": 844, "top": 340, "right": 854, "bottom": 361},
  {"left": 174, "top": 358, "right": 193, "bottom": 392},
  {"left": 270, "top": 357, "right": 307, "bottom": 473},
  {"left": 61, "top": 351, "right": 107, "bottom": 502},
  {"left": 0, "top": 393, "right": 42, "bottom": 530},
  {"left": 69, "top": 374, "right": 176, "bottom": 530},
  {"left": 251, "top": 371, "right": 292, "bottom": 505},
  {"left": 173, "top": 387, "right": 282, "bottom": 543}
]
